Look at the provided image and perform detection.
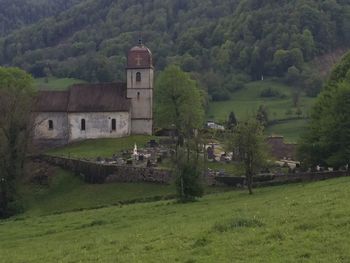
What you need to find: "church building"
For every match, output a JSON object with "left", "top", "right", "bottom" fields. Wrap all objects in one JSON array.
[{"left": 33, "top": 42, "right": 153, "bottom": 146}]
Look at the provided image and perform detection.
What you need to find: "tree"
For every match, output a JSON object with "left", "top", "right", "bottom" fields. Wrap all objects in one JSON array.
[
  {"left": 299, "top": 52, "right": 350, "bottom": 168},
  {"left": 228, "top": 119, "right": 267, "bottom": 194},
  {"left": 0, "top": 67, "right": 36, "bottom": 218},
  {"left": 292, "top": 91, "right": 300, "bottom": 107},
  {"left": 155, "top": 65, "right": 205, "bottom": 201},
  {"left": 286, "top": 66, "right": 301, "bottom": 86},
  {"left": 227, "top": 111, "right": 237, "bottom": 130},
  {"left": 256, "top": 105, "right": 268, "bottom": 127}
]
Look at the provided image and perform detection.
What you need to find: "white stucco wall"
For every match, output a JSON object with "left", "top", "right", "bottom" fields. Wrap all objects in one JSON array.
[
  {"left": 68, "top": 112, "right": 130, "bottom": 141},
  {"left": 34, "top": 112, "right": 69, "bottom": 140}
]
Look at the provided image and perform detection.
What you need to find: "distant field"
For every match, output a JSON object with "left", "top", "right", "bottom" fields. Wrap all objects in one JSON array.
[
  {"left": 208, "top": 80, "right": 315, "bottom": 122},
  {"left": 208, "top": 80, "right": 316, "bottom": 142},
  {"left": 2, "top": 177, "right": 350, "bottom": 262},
  {"left": 46, "top": 135, "right": 156, "bottom": 159},
  {"left": 35, "top": 77, "right": 86, "bottom": 90},
  {"left": 266, "top": 119, "right": 309, "bottom": 143}
]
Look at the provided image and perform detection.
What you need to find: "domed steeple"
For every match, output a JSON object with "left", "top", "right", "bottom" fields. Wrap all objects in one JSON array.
[{"left": 127, "top": 40, "right": 153, "bottom": 69}]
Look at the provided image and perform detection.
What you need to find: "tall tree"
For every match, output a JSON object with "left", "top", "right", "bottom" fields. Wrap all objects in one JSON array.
[
  {"left": 155, "top": 65, "right": 205, "bottom": 201},
  {"left": 0, "top": 67, "right": 36, "bottom": 218},
  {"left": 228, "top": 119, "right": 267, "bottom": 194},
  {"left": 299, "top": 52, "right": 350, "bottom": 168},
  {"left": 256, "top": 105, "right": 269, "bottom": 127},
  {"left": 227, "top": 111, "right": 237, "bottom": 130}
]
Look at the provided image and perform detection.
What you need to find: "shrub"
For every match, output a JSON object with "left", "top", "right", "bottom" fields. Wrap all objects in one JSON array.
[
  {"left": 175, "top": 162, "right": 204, "bottom": 202},
  {"left": 260, "top": 87, "right": 281, "bottom": 98},
  {"left": 211, "top": 88, "right": 231, "bottom": 101}
]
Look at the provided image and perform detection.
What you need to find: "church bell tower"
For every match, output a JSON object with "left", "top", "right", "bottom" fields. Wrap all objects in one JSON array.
[{"left": 126, "top": 40, "right": 154, "bottom": 135}]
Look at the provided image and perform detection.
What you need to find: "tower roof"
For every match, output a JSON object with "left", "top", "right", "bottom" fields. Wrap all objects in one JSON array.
[{"left": 127, "top": 43, "right": 153, "bottom": 69}]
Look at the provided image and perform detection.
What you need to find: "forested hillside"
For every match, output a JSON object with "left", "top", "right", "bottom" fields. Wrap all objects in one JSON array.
[
  {"left": 0, "top": 0, "right": 349, "bottom": 99},
  {"left": 0, "top": 0, "right": 83, "bottom": 36}
]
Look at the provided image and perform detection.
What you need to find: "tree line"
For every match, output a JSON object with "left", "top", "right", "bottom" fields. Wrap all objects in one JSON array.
[{"left": 0, "top": 0, "right": 349, "bottom": 100}]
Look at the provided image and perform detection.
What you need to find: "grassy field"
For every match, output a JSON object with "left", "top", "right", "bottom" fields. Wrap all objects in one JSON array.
[
  {"left": 46, "top": 135, "right": 156, "bottom": 159},
  {"left": 208, "top": 79, "right": 315, "bottom": 142},
  {"left": 35, "top": 77, "right": 86, "bottom": 90},
  {"left": 208, "top": 80, "right": 314, "bottom": 122},
  {"left": 18, "top": 168, "right": 231, "bottom": 217},
  {"left": 18, "top": 168, "right": 175, "bottom": 217},
  {"left": 266, "top": 119, "right": 309, "bottom": 143},
  {"left": 1, "top": 177, "right": 350, "bottom": 262}
]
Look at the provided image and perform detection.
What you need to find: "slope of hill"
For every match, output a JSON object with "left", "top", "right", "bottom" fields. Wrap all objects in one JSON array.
[
  {"left": 1, "top": 177, "right": 350, "bottom": 262},
  {"left": 0, "top": 0, "right": 349, "bottom": 98},
  {"left": 0, "top": 0, "right": 83, "bottom": 36},
  {"left": 208, "top": 79, "right": 316, "bottom": 142}
]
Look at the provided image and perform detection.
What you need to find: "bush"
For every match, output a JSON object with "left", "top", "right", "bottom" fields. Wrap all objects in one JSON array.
[
  {"left": 303, "top": 75, "right": 323, "bottom": 97},
  {"left": 175, "top": 162, "right": 204, "bottom": 202},
  {"left": 260, "top": 87, "right": 282, "bottom": 98},
  {"left": 211, "top": 88, "right": 231, "bottom": 101}
]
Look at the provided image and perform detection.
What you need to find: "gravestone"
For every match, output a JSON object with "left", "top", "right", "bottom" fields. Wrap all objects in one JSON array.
[{"left": 207, "top": 146, "right": 215, "bottom": 160}]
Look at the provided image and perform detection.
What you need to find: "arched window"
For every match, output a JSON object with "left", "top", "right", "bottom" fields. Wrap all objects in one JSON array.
[
  {"left": 137, "top": 92, "right": 140, "bottom": 100},
  {"left": 136, "top": 72, "right": 141, "bottom": 82},
  {"left": 111, "top": 119, "right": 116, "bottom": 131},
  {"left": 81, "top": 119, "right": 86, "bottom": 131},
  {"left": 48, "top": 120, "right": 53, "bottom": 130}
]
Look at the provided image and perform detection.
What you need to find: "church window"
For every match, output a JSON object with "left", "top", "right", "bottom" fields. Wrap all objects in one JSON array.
[
  {"left": 111, "top": 119, "right": 116, "bottom": 131},
  {"left": 81, "top": 119, "right": 86, "bottom": 131},
  {"left": 48, "top": 120, "right": 53, "bottom": 130},
  {"left": 137, "top": 92, "right": 140, "bottom": 100},
  {"left": 136, "top": 72, "right": 141, "bottom": 82}
]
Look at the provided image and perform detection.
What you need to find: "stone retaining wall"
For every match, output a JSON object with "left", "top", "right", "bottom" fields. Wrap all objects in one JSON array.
[
  {"left": 215, "top": 170, "right": 350, "bottom": 187},
  {"left": 39, "top": 155, "right": 172, "bottom": 184}
]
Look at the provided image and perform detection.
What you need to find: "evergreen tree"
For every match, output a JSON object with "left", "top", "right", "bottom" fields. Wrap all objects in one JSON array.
[{"left": 227, "top": 111, "right": 237, "bottom": 130}]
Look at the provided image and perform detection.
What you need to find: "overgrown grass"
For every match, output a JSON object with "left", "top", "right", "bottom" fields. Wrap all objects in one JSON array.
[
  {"left": 2, "top": 177, "right": 350, "bottom": 262},
  {"left": 46, "top": 135, "right": 156, "bottom": 159},
  {"left": 35, "top": 77, "right": 86, "bottom": 90}
]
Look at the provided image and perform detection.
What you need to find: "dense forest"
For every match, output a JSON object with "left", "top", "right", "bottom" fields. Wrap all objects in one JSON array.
[
  {"left": 0, "top": 0, "right": 82, "bottom": 36},
  {"left": 0, "top": 0, "right": 350, "bottom": 100}
]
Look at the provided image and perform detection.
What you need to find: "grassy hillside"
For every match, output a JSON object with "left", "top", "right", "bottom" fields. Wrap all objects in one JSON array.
[
  {"left": 208, "top": 80, "right": 314, "bottom": 121},
  {"left": 208, "top": 79, "right": 316, "bottom": 142},
  {"left": 35, "top": 77, "right": 86, "bottom": 90},
  {"left": 1, "top": 177, "right": 350, "bottom": 262},
  {"left": 18, "top": 168, "right": 175, "bottom": 217},
  {"left": 266, "top": 119, "right": 309, "bottom": 143}
]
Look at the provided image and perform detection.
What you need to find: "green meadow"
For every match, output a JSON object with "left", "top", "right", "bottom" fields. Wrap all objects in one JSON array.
[
  {"left": 208, "top": 80, "right": 316, "bottom": 142},
  {"left": 1, "top": 176, "right": 350, "bottom": 262},
  {"left": 17, "top": 168, "right": 232, "bottom": 217}
]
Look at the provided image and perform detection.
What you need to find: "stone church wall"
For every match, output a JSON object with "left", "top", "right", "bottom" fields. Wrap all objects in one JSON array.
[
  {"left": 68, "top": 112, "right": 130, "bottom": 141},
  {"left": 131, "top": 119, "right": 153, "bottom": 135},
  {"left": 34, "top": 112, "right": 69, "bottom": 141}
]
